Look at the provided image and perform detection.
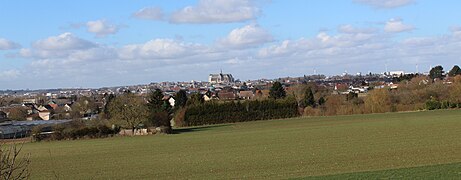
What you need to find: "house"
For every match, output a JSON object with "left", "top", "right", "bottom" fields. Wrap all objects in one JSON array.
[
  {"left": 218, "top": 92, "right": 236, "bottom": 100},
  {"left": 38, "top": 110, "right": 50, "bottom": 120},
  {"left": 254, "top": 90, "right": 270, "bottom": 99},
  {"left": 63, "top": 104, "right": 72, "bottom": 112},
  {"left": 22, "top": 98, "right": 37, "bottom": 104},
  {"left": 203, "top": 94, "right": 212, "bottom": 101},
  {"left": 168, "top": 97, "right": 175, "bottom": 107},
  {"left": 162, "top": 95, "right": 175, "bottom": 107},
  {"left": 239, "top": 91, "right": 254, "bottom": 100}
]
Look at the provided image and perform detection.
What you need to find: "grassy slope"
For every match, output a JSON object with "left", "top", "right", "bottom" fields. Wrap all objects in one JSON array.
[
  {"left": 306, "top": 162, "right": 461, "bottom": 179},
  {"left": 23, "top": 110, "right": 461, "bottom": 179}
]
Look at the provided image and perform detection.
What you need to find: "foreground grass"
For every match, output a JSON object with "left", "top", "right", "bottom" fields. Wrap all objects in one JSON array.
[
  {"left": 306, "top": 162, "right": 461, "bottom": 179},
  {"left": 23, "top": 110, "right": 461, "bottom": 179}
]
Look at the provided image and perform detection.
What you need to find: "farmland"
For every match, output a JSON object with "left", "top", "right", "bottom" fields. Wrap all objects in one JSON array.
[{"left": 21, "top": 110, "right": 461, "bottom": 179}]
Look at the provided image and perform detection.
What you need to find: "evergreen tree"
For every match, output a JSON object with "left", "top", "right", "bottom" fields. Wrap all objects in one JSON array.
[
  {"left": 318, "top": 96, "right": 325, "bottom": 106},
  {"left": 146, "top": 89, "right": 171, "bottom": 131},
  {"left": 174, "top": 90, "right": 188, "bottom": 108},
  {"left": 147, "top": 89, "right": 164, "bottom": 110},
  {"left": 429, "top": 65, "right": 444, "bottom": 80},
  {"left": 301, "top": 87, "right": 315, "bottom": 107},
  {"left": 269, "top": 82, "right": 286, "bottom": 99},
  {"left": 448, "top": 65, "right": 461, "bottom": 77}
]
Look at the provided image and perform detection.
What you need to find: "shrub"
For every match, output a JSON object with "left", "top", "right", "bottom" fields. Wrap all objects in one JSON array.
[
  {"left": 303, "top": 107, "right": 322, "bottom": 116},
  {"left": 441, "top": 101, "right": 450, "bottom": 109},
  {"left": 34, "top": 120, "right": 119, "bottom": 141},
  {"left": 425, "top": 99, "right": 441, "bottom": 110}
]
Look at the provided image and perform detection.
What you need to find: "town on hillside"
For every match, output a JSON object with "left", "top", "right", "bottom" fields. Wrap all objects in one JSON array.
[{"left": 0, "top": 65, "right": 457, "bottom": 139}]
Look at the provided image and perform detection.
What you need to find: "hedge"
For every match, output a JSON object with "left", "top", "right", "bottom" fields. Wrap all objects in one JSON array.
[{"left": 184, "top": 99, "right": 299, "bottom": 126}]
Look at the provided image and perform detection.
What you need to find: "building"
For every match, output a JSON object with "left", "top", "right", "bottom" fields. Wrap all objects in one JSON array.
[
  {"left": 388, "top": 71, "right": 405, "bottom": 77},
  {"left": 238, "top": 91, "right": 254, "bottom": 100},
  {"left": 208, "top": 71, "right": 235, "bottom": 84}
]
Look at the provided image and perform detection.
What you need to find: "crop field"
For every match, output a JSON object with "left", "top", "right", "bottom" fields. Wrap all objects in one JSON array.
[{"left": 20, "top": 110, "right": 461, "bottom": 179}]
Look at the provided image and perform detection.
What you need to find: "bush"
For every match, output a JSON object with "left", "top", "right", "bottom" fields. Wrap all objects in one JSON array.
[
  {"left": 425, "top": 100, "right": 441, "bottom": 110},
  {"left": 441, "top": 101, "right": 450, "bottom": 109},
  {"left": 303, "top": 107, "right": 322, "bottom": 116},
  {"left": 184, "top": 99, "right": 299, "bottom": 126},
  {"left": 34, "top": 120, "right": 119, "bottom": 141}
]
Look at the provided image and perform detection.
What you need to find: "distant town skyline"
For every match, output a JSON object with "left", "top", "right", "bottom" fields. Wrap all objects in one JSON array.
[{"left": 1, "top": 0, "right": 461, "bottom": 89}]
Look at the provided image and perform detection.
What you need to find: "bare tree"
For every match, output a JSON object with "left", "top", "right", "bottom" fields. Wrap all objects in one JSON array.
[{"left": 0, "top": 143, "right": 31, "bottom": 180}]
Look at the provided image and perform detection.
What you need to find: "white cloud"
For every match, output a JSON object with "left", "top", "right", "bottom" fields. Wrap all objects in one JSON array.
[
  {"left": 258, "top": 24, "right": 461, "bottom": 76},
  {"left": 133, "top": 7, "right": 164, "bottom": 20},
  {"left": 170, "top": 0, "right": 260, "bottom": 24},
  {"left": 451, "top": 27, "right": 461, "bottom": 39},
  {"left": 219, "top": 24, "right": 273, "bottom": 49},
  {"left": 0, "top": 69, "right": 20, "bottom": 80},
  {"left": 338, "top": 25, "right": 377, "bottom": 34},
  {"left": 384, "top": 18, "right": 415, "bottom": 33},
  {"left": 20, "top": 33, "right": 116, "bottom": 63},
  {"left": 0, "top": 38, "right": 20, "bottom": 50},
  {"left": 258, "top": 25, "right": 390, "bottom": 62},
  {"left": 86, "top": 20, "right": 121, "bottom": 37},
  {"left": 119, "top": 39, "right": 209, "bottom": 59},
  {"left": 354, "top": 0, "right": 414, "bottom": 9},
  {"left": 32, "top": 32, "right": 96, "bottom": 50}
]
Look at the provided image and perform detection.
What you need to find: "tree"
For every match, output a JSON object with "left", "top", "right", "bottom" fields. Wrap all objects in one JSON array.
[
  {"left": 147, "top": 89, "right": 164, "bottom": 110},
  {"left": 269, "top": 82, "right": 286, "bottom": 99},
  {"left": 346, "top": 92, "right": 358, "bottom": 101},
  {"left": 7, "top": 107, "right": 28, "bottom": 121},
  {"left": 318, "top": 97, "right": 325, "bottom": 106},
  {"left": 187, "top": 92, "right": 204, "bottom": 106},
  {"left": 448, "top": 65, "right": 461, "bottom": 77},
  {"left": 102, "top": 93, "right": 116, "bottom": 119},
  {"left": 107, "top": 94, "right": 148, "bottom": 134},
  {"left": 429, "top": 65, "right": 444, "bottom": 80},
  {"left": 174, "top": 90, "right": 188, "bottom": 108},
  {"left": 1, "top": 143, "right": 31, "bottom": 179},
  {"left": 364, "top": 89, "right": 392, "bottom": 113},
  {"left": 146, "top": 89, "right": 171, "bottom": 133},
  {"left": 300, "top": 87, "right": 315, "bottom": 108},
  {"left": 71, "top": 96, "right": 97, "bottom": 119}
]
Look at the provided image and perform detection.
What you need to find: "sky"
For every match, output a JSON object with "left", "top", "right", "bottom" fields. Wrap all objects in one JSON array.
[{"left": 1, "top": 0, "right": 461, "bottom": 90}]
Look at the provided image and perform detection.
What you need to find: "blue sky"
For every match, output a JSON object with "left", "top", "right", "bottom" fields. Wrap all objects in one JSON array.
[{"left": 1, "top": 0, "right": 461, "bottom": 89}]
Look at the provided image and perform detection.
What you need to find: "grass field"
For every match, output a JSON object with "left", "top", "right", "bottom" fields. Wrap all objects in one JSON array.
[{"left": 21, "top": 110, "right": 461, "bottom": 179}]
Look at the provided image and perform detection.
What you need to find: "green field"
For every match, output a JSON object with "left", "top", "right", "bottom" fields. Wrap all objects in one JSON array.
[{"left": 22, "top": 110, "right": 461, "bottom": 179}]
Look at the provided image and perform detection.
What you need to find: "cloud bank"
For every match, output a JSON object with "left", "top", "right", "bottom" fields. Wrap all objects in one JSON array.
[{"left": 355, "top": 0, "right": 414, "bottom": 9}]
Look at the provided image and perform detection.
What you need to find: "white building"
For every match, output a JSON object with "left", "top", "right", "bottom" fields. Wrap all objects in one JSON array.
[{"left": 388, "top": 71, "right": 405, "bottom": 77}]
